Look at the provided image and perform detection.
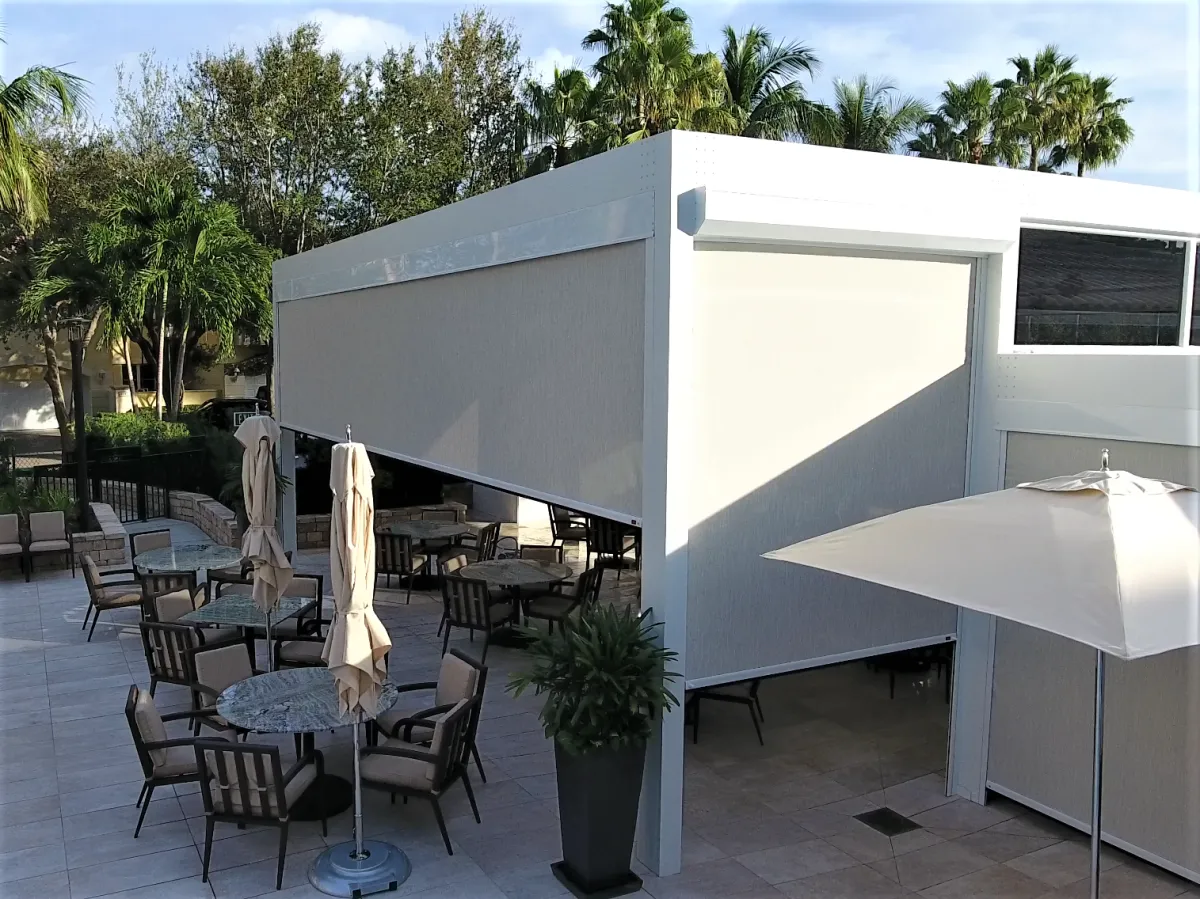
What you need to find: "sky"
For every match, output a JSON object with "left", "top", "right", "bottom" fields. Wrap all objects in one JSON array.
[{"left": 2, "top": 0, "right": 1198, "bottom": 190}]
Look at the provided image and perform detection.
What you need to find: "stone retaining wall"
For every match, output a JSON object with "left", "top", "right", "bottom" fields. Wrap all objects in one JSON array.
[
  {"left": 296, "top": 501, "right": 468, "bottom": 550},
  {"left": 169, "top": 491, "right": 241, "bottom": 547}
]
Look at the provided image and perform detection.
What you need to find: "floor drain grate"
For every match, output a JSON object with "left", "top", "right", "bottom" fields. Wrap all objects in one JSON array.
[{"left": 854, "top": 808, "right": 923, "bottom": 836}]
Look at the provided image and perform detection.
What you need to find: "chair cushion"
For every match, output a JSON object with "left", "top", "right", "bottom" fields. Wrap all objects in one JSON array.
[
  {"left": 205, "top": 756, "right": 318, "bottom": 817},
  {"left": 29, "top": 539, "right": 70, "bottom": 552},
  {"left": 154, "top": 589, "right": 197, "bottom": 622},
  {"left": 526, "top": 596, "right": 576, "bottom": 619},
  {"left": 153, "top": 745, "right": 199, "bottom": 778},
  {"left": 97, "top": 587, "right": 142, "bottom": 609},
  {"left": 132, "top": 531, "right": 172, "bottom": 555},
  {"left": 28, "top": 511, "right": 64, "bottom": 543},
  {"left": 0, "top": 514, "right": 18, "bottom": 544},
  {"left": 193, "top": 643, "right": 253, "bottom": 708},
  {"left": 0, "top": 544, "right": 22, "bottom": 556},
  {"left": 434, "top": 653, "right": 479, "bottom": 708},
  {"left": 278, "top": 641, "right": 326, "bottom": 665},
  {"left": 360, "top": 742, "right": 437, "bottom": 791},
  {"left": 134, "top": 691, "right": 171, "bottom": 768}
]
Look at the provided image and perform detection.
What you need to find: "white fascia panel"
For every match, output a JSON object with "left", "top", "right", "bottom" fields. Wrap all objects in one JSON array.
[{"left": 679, "top": 187, "right": 1018, "bottom": 256}]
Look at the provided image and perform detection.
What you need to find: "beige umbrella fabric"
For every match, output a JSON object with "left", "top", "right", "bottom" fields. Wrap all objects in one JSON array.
[
  {"left": 322, "top": 441, "right": 392, "bottom": 717},
  {"left": 235, "top": 415, "right": 293, "bottom": 613}
]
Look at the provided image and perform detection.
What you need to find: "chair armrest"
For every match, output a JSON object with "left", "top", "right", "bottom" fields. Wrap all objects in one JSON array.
[
  {"left": 100, "top": 567, "right": 140, "bottom": 578},
  {"left": 281, "top": 748, "right": 324, "bottom": 786},
  {"left": 390, "top": 681, "right": 437, "bottom": 695},
  {"left": 143, "top": 736, "right": 216, "bottom": 752},
  {"left": 162, "top": 708, "right": 221, "bottom": 724},
  {"left": 388, "top": 702, "right": 457, "bottom": 741},
  {"left": 362, "top": 744, "right": 438, "bottom": 764}
]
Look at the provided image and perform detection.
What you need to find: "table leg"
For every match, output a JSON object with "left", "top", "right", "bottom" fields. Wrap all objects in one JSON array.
[{"left": 290, "top": 731, "right": 354, "bottom": 822}]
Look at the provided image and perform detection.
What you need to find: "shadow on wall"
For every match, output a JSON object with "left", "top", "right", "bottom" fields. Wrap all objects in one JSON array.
[{"left": 685, "top": 367, "right": 969, "bottom": 685}]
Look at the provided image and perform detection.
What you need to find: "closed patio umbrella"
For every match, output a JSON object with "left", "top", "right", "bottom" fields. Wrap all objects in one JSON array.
[
  {"left": 235, "top": 415, "right": 293, "bottom": 668},
  {"left": 765, "top": 453, "right": 1199, "bottom": 899}
]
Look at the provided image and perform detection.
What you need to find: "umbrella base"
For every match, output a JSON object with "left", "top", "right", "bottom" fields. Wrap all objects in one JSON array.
[{"left": 309, "top": 840, "right": 410, "bottom": 897}]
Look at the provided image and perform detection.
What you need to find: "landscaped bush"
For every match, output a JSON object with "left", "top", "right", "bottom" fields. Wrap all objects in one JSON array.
[
  {"left": 0, "top": 481, "right": 79, "bottom": 530},
  {"left": 85, "top": 413, "right": 192, "bottom": 451}
]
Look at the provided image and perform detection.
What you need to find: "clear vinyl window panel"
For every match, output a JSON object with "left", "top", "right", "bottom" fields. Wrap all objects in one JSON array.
[
  {"left": 1015, "top": 229, "right": 1188, "bottom": 346},
  {"left": 1192, "top": 246, "right": 1199, "bottom": 346}
]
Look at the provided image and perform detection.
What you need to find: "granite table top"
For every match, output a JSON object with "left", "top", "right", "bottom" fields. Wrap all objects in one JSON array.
[
  {"left": 461, "top": 558, "right": 573, "bottom": 587},
  {"left": 134, "top": 543, "right": 244, "bottom": 573},
  {"left": 179, "top": 593, "right": 315, "bottom": 628},
  {"left": 217, "top": 667, "right": 400, "bottom": 733},
  {"left": 386, "top": 520, "right": 471, "bottom": 542}
]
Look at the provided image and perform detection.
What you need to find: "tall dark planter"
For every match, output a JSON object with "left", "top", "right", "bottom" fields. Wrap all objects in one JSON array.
[{"left": 552, "top": 741, "right": 645, "bottom": 898}]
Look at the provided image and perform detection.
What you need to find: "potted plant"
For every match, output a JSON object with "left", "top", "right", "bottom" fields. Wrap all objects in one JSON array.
[{"left": 509, "top": 603, "right": 679, "bottom": 898}]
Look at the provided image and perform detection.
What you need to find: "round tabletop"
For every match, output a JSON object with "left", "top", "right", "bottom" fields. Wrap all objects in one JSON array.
[
  {"left": 217, "top": 668, "right": 400, "bottom": 734},
  {"left": 461, "top": 558, "right": 573, "bottom": 587},
  {"left": 134, "top": 542, "right": 244, "bottom": 573},
  {"left": 387, "top": 520, "right": 471, "bottom": 542}
]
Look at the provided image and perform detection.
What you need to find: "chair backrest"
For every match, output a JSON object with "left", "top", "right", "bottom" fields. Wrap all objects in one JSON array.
[
  {"left": 194, "top": 740, "right": 289, "bottom": 821},
  {"left": 429, "top": 696, "right": 480, "bottom": 789},
  {"left": 141, "top": 571, "right": 198, "bottom": 605},
  {"left": 131, "top": 529, "right": 172, "bottom": 557},
  {"left": 0, "top": 513, "right": 18, "bottom": 545},
  {"left": 125, "top": 684, "right": 171, "bottom": 776},
  {"left": 282, "top": 573, "right": 324, "bottom": 628},
  {"left": 422, "top": 509, "right": 458, "bottom": 522},
  {"left": 441, "top": 575, "right": 497, "bottom": 631},
  {"left": 28, "top": 510, "right": 65, "bottom": 543},
  {"left": 434, "top": 649, "right": 485, "bottom": 707},
  {"left": 476, "top": 522, "right": 501, "bottom": 561},
  {"left": 81, "top": 554, "right": 102, "bottom": 598},
  {"left": 190, "top": 641, "right": 254, "bottom": 709},
  {"left": 439, "top": 553, "right": 468, "bottom": 576},
  {"left": 207, "top": 570, "right": 253, "bottom": 602},
  {"left": 150, "top": 587, "right": 201, "bottom": 623},
  {"left": 376, "top": 533, "right": 416, "bottom": 578},
  {"left": 548, "top": 505, "right": 583, "bottom": 540},
  {"left": 587, "top": 517, "right": 632, "bottom": 555},
  {"left": 519, "top": 544, "right": 563, "bottom": 565},
  {"left": 141, "top": 620, "right": 199, "bottom": 686},
  {"left": 574, "top": 566, "right": 604, "bottom": 608}
]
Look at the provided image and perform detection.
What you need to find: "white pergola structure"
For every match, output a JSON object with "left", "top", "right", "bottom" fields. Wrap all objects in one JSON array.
[{"left": 273, "top": 131, "right": 1200, "bottom": 881}]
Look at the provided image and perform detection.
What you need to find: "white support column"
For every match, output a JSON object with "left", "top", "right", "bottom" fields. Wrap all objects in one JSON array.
[
  {"left": 278, "top": 426, "right": 297, "bottom": 556},
  {"left": 636, "top": 132, "right": 692, "bottom": 878}
]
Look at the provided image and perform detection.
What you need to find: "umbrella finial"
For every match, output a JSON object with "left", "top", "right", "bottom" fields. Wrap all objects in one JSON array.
[
  {"left": 1101, "top": 449, "right": 1110, "bottom": 472},
  {"left": 345, "top": 425, "right": 353, "bottom": 443}
]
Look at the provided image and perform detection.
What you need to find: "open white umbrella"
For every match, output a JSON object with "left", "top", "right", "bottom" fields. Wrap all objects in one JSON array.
[
  {"left": 765, "top": 454, "right": 1200, "bottom": 899},
  {"left": 235, "top": 415, "right": 293, "bottom": 669}
]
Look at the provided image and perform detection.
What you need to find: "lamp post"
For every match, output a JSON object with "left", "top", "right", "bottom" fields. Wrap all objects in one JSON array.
[{"left": 63, "top": 317, "right": 90, "bottom": 527}]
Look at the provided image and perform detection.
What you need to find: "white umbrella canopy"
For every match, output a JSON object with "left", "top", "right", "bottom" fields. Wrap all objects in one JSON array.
[
  {"left": 322, "top": 441, "right": 392, "bottom": 717},
  {"left": 235, "top": 415, "right": 293, "bottom": 613},
  {"left": 763, "top": 468, "right": 1200, "bottom": 661}
]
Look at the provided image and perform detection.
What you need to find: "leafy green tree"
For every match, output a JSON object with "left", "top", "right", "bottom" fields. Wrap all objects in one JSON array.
[
  {"left": 0, "top": 26, "right": 88, "bottom": 230},
  {"left": 909, "top": 74, "right": 1021, "bottom": 165},
  {"left": 995, "top": 45, "right": 1081, "bottom": 171},
  {"left": 523, "top": 67, "right": 597, "bottom": 173},
  {"left": 112, "top": 51, "right": 191, "bottom": 181},
  {"left": 1051, "top": 75, "right": 1133, "bottom": 177},
  {"left": 808, "top": 76, "right": 927, "bottom": 153},
  {"left": 583, "top": 0, "right": 728, "bottom": 141},
  {"left": 717, "top": 25, "right": 822, "bottom": 140}
]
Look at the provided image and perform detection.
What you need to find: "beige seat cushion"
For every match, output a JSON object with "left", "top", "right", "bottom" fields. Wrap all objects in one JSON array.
[
  {"left": 97, "top": 586, "right": 142, "bottom": 609},
  {"left": 134, "top": 691, "right": 171, "bottom": 767},
  {"left": 205, "top": 755, "right": 318, "bottom": 817},
  {"left": 526, "top": 596, "right": 576, "bottom": 619},
  {"left": 362, "top": 700, "right": 465, "bottom": 792},
  {"left": 153, "top": 745, "right": 199, "bottom": 778},
  {"left": 434, "top": 653, "right": 478, "bottom": 707},
  {"left": 0, "top": 514, "right": 18, "bottom": 545},
  {"left": 132, "top": 531, "right": 172, "bottom": 555},
  {"left": 29, "top": 539, "right": 70, "bottom": 552},
  {"left": 154, "top": 589, "right": 197, "bottom": 622},
  {"left": 278, "top": 640, "right": 326, "bottom": 665},
  {"left": 0, "top": 544, "right": 22, "bottom": 556},
  {"left": 28, "top": 511, "right": 64, "bottom": 543}
]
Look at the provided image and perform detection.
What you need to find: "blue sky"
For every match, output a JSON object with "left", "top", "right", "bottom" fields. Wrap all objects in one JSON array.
[{"left": 4, "top": 0, "right": 1198, "bottom": 189}]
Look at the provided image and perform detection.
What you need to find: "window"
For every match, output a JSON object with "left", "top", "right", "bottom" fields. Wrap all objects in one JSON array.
[
  {"left": 120, "top": 363, "right": 157, "bottom": 391},
  {"left": 1191, "top": 246, "right": 1200, "bottom": 346},
  {"left": 1014, "top": 229, "right": 1188, "bottom": 346}
]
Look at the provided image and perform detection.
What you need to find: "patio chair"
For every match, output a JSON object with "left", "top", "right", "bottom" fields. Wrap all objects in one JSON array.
[
  {"left": 360, "top": 696, "right": 482, "bottom": 856},
  {"left": 206, "top": 569, "right": 253, "bottom": 602},
  {"left": 141, "top": 570, "right": 198, "bottom": 606},
  {"left": 586, "top": 517, "right": 639, "bottom": 581},
  {"left": 435, "top": 554, "right": 469, "bottom": 638},
  {"left": 376, "top": 533, "right": 426, "bottom": 604},
  {"left": 81, "top": 555, "right": 143, "bottom": 641},
  {"left": 518, "top": 543, "right": 572, "bottom": 594},
  {"left": 0, "top": 514, "right": 23, "bottom": 576},
  {"left": 371, "top": 649, "right": 489, "bottom": 783},
  {"left": 187, "top": 638, "right": 260, "bottom": 737},
  {"left": 440, "top": 574, "right": 515, "bottom": 664},
  {"left": 524, "top": 566, "right": 603, "bottom": 635},
  {"left": 548, "top": 504, "right": 587, "bottom": 548},
  {"left": 194, "top": 739, "right": 327, "bottom": 890},
  {"left": 25, "top": 510, "right": 74, "bottom": 580},
  {"left": 270, "top": 575, "right": 329, "bottom": 670},
  {"left": 145, "top": 583, "right": 206, "bottom": 623},
  {"left": 140, "top": 620, "right": 202, "bottom": 697},
  {"left": 130, "top": 528, "right": 172, "bottom": 558},
  {"left": 125, "top": 685, "right": 232, "bottom": 837},
  {"left": 685, "top": 678, "right": 764, "bottom": 747},
  {"left": 449, "top": 521, "right": 500, "bottom": 565}
]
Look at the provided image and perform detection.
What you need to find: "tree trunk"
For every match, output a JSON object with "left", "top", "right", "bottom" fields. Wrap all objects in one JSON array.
[
  {"left": 1077, "top": 160, "right": 1085, "bottom": 178},
  {"left": 121, "top": 337, "right": 139, "bottom": 412},
  {"left": 155, "top": 281, "right": 168, "bottom": 420},
  {"left": 171, "top": 315, "right": 189, "bottom": 419},
  {"left": 1028, "top": 141, "right": 1040, "bottom": 171},
  {"left": 39, "top": 325, "right": 72, "bottom": 457}
]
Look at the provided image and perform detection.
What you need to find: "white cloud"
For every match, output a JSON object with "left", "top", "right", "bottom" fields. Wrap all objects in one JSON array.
[
  {"left": 231, "top": 9, "right": 413, "bottom": 62},
  {"left": 530, "top": 46, "right": 582, "bottom": 82}
]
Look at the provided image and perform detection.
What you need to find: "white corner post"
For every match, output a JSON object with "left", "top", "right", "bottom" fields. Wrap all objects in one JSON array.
[
  {"left": 636, "top": 133, "right": 691, "bottom": 878},
  {"left": 948, "top": 244, "right": 1016, "bottom": 803},
  {"left": 278, "top": 426, "right": 298, "bottom": 556}
]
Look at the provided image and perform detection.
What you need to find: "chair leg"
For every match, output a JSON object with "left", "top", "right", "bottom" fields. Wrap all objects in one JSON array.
[
  {"left": 134, "top": 784, "right": 154, "bottom": 837},
  {"left": 748, "top": 703, "right": 764, "bottom": 747},
  {"left": 148, "top": 676, "right": 159, "bottom": 697},
  {"left": 135, "top": 781, "right": 149, "bottom": 809},
  {"left": 81, "top": 601, "right": 92, "bottom": 630},
  {"left": 431, "top": 799, "right": 453, "bottom": 855},
  {"left": 405, "top": 576, "right": 413, "bottom": 605},
  {"left": 201, "top": 818, "right": 215, "bottom": 882},
  {"left": 472, "top": 744, "right": 487, "bottom": 783},
  {"left": 294, "top": 734, "right": 303, "bottom": 758},
  {"left": 755, "top": 696, "right": 765, "bottom": 723},
  {"left": 276, "top": 821, "right": 289, "bottom": 890},
  {"left": 441, "top": 626, "right": 451, "bottom": 657},
  {"left": 87, "top": 610, "right": 101, "bottom": 642},
  {"left": 461, "top": 771, "right": 482, "bottom": 824}
]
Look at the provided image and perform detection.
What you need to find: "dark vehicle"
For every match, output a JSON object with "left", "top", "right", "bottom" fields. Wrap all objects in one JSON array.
[{"left": 193, "top": 397, "right": 267, "bottom": 431}]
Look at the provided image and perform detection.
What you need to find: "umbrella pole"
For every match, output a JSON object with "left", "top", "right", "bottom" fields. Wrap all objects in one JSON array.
[
  {"left": 265, "top": 611, "right": 273, "bottom": 672},
  {"left": 353, "top": 710, "right": 365, "bottom": 860},
  {"left": 1090, "top": 648, "right": 1106, "bottom": 899}
]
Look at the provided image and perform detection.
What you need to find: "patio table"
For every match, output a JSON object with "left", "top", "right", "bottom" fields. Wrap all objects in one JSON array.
[
  {"left": 461, "top": 558, "right": 574, "bottom": 647},
  {"left": 178, "top": 593, "right": 316, "bottom": 629},
  {"left": 218, "top": 667, "right": 400, "bottom": 821},
  {"left": 134, "top": 542, "right": 243, "bottom": 574},
  {"left": 386, "top": 520, "right": 471, "bottom": 543}
]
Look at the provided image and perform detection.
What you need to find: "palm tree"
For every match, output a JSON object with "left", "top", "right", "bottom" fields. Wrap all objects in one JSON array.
[
  {"left": 0, "top": 26, "right": 88, "bottom": 229},
  {"left": 909, "top": 74, "right": 1022, "bottom": 165},
  {"left": 808, "top": 76, "right": 927, "bottom": 153},
  {"left": 582, "top": 0, "right": 728, "bottom": 141},
  {"left": 1051, "top": 75, "right": 1133, "bottom": 177},
  {"left": 995, "top": 45, "right": 1081, "bottom": 171},
  {"left": 717, "top": 25, "right": 822, "bottom": 140},
  {"left": 523, "top": 67, "right": 596, "bottom": 173}
]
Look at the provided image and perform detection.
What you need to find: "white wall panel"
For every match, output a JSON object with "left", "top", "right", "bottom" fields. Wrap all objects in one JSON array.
[
  {"left": 686, "top": 245, "right": 970, "bottom": 684},
  {"left": 991, "top": 432, "right": 1200, "bottom": 881},
  {"left": 276, "top": 242, "right": 646, "bottom": 520}
]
